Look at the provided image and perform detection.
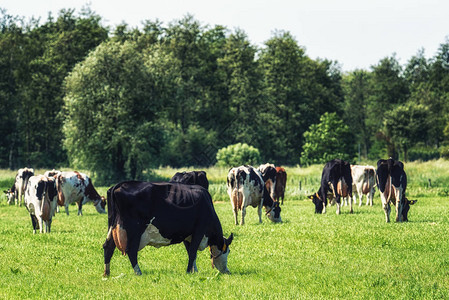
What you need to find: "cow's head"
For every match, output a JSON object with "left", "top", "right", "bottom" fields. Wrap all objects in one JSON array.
[
  {"left": 266, "top": 201, "right": 282, "bottom": 223},
  {"left": 94, "top": 196, "right": 107, "bottom": 214},
  {"left": 402, "top": 198, "right": 417, "bottom": 222},
  {"left": 309, "top": 193, "right": 324, "bottom": 214},
  {"left": 210, "top": 233, "right": 233, "bottom": 274}
]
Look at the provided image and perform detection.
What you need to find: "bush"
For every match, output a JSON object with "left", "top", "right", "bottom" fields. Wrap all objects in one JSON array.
[
  {"left": 216, "top": 143, "right": 261, "bottom": 167},
  {"left": 440, "top": 145, "right": 449, "bottom": 159},
  {"left": 408, "top": 145, "right": 440, "bottom": 161}
]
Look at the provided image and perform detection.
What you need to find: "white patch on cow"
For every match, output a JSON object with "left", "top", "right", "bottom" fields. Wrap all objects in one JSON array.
[
  {"left": 138, "top": 217, "right": 171, "bottom": 251},
  {"left": 185, "top": 235, "right": 209, "bottom": 251}
]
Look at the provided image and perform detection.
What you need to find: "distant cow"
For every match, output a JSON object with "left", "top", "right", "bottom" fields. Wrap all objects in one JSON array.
[
  {"left": 103, "top": 181, "right": 233, "bottom": 276},
  {"left": 14, "top": 167, "right": 34, "bottom": 206},
  {"left": 3, "top": 183, "right": 15, "bottom": 205},
  {"left": 309, "top": 159, "right": 353, "bottom": 214},
  {"left": 227, "top": 165, "right": 281, "bottom": 225},
  {"left": 55, "top": 171, "right": 106, "bottom": 215},
  {"left": 44, "top": 169, "right": 61, "bottom": 178},
  {"left": 274, "top": 167, "right": 287, "bottom": 205},
  {"left": 170, "top": 171, "right": 209, "bottom": 190},
  {"left": 24, "top": 175, "right": 58, "bottom": 233},
  {"left": 376, "top": 158, "right": 415, "bottom": 222},
  {"left": 351, "top": 165, "right": 376, "bottom": 206},
  {"left": 258, "top": 163, "right": 277, "bottom": 200}
]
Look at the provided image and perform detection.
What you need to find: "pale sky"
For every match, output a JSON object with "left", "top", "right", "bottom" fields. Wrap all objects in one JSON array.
[{"left": 2, "top": 0, "right": 449, "bottom": 72}]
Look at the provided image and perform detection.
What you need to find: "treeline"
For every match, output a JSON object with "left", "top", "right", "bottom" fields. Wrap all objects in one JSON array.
[{"left": 1, "top": 8, "right": 449, "bottom": 184}]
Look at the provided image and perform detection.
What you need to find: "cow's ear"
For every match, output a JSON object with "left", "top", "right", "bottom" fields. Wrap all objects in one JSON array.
[
  {"left": 226, "top": 233, "right": 233, "bottom": 246},
  {"left": 307, "top": 194, "right": 313, "bottom": 200},
  {"left": 409, "top": 200, "right": 417, "bottom": 205}
]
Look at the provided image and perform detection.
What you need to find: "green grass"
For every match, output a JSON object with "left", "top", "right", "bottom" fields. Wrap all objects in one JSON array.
[{"left": 1, "top": 161, "right": 449, "bottom": 299}]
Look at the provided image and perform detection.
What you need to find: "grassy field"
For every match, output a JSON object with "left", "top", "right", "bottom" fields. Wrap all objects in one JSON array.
[{"left": 0, "top": 161, "right": 449, "bottom": 299}]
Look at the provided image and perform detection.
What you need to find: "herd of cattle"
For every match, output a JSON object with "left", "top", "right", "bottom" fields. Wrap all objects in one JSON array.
[{"left": 2, "top": 157, "right": 416, "bottom": 275}]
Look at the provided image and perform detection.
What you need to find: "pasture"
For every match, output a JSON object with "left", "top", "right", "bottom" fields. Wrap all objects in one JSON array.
[{"left": 1, "top": 160, "right": 449, "bottom": 299}]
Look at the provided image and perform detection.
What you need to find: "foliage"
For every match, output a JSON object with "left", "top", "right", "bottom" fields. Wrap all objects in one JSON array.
[
  {"left": 301, "top": 112, "right": 355, "bottom": 165},
  {"left": 216, "top": 143, "right": 261, "bottom": 167},
  {"left": 63, "top": 40, "right": 162, "bottom": 185}
]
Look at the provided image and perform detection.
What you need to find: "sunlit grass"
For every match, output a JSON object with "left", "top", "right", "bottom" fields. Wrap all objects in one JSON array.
[{"left": 1, "top": 160, "right": 449, "bottom": 298}]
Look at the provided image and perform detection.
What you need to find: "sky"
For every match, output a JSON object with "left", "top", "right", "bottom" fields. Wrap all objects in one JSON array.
[{"left": 2, "top": 0, "right": 449, "bottom": 72}]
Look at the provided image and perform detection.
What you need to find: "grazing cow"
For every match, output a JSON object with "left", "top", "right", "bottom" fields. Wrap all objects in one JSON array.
[
  {"left": 376, "top": 158, "right": 413, "bottom": 222},
  {"left": 308, "top": 159, "right": 353, "bottom": 215},
  {"left": 351, "top": 165, "right": 376, "bottom": 206},
  {"left": 274, "top": 167, "right": 287, "bottom": 205},
  {"left": 257, "top": 163, "right": 277, "bottom": 200},
  {"left": 14, "top": 167, "right": 34, "bottom": 206},
  {"left": 55, "top": 171, "right": 106, "bottom": 216},
  {"left": 24, "top": 175, "right": 58, "bottom": 233},
  {"left": 227, "top": 165, "right": 282, "bottom": 225},
  {"left": 170, "top": 171, "right": 209, "bottom": 190},
  {"left": 3, "top": 183, "right": 15, "bottom": 205},
  {"left": 44, "top": 169, "right": 61, "bottom": 178},
  {"left": 103, "top": 181, "right": 233, "bottom": 276}
]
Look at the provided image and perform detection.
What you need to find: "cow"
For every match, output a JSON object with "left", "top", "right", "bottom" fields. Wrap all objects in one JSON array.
[
  {"left": 44, "top": 169, "right": 61, "bottom": 178},
  {"left": 170, "top": 171, "right": 209, "bottom": 190},
  {"left": 3, "top": 183, "right": 15, "bottom": 205},
  {"left": 376, "top": 158, "right": 414, "bottom": 222},
  {"left": 102, "top": 181, "right": 233, "bottom": 276},
  {"left": 227, "top": 165, "right": 282, "bottom": 225},
  {"left": 14, "top": 167, "right": 34, "bottom": 206},
  {"left": 257, "top": 163, "right": 277, "bottom": 200},
  {"left": 24, "top": 175, "right": 58, "bottom": 233},
  {"left": 55, "top": 171, "right": 106, "bottom": 216},
  {"left": 308, "top": 159, "right": 353, "bottom": 215},
  {"left": 274, "top": 167, "right": 287, "bottom": 205},
  {"left": 351, "top": 165, "right": 376, "bottom": 207}
]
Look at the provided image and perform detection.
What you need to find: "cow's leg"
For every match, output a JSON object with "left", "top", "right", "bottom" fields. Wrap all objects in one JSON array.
[
  {"left": 127, "top": 239, "right": 142, "bottom": 275},
  {"left": 183, "top": 241, "right": 198, "bottom": 272},
  {"left": 30, "top": 214, "right": 38, "bottom": 234},
  {"left": 65, "top": 204, "right": 69, "bottom": 216},
  {"left": 233, "top": 206, "right": 239, "bottom": 225},
  {"left": 335, "top": 195, "right": 341, "bottom": 215},
  {"left": 257, "top": 203, "right": 263, "bottom": 223},
  {"left": 103, "top": 235, "right": 116, "bottom": 277},
  {"left": 395, "top": 189, "right": 404, "bottom": 222},
  {"left": 77, "top": 201, "right": 83, "bottom": 216},
  {"left": 37, "top": 216, "right": 44, "bottom": 233},
  {"left": 240, "top": 207, "right": 246, "bottom": 225},
  {"left": 185, "top": 231, "right": 203, "bottom": 273},
  {"left": 381, "top": 194, "right": 391, "bottom": 223}
]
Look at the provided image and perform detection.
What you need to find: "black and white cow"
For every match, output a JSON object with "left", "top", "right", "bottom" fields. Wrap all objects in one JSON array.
[
  {"left": 308, "top": 159, "right": 353, "bottom": 214},
  {"left": 14, "top": 167, "right": 34, "bottom": 206},
  {"left": 376, "top": 158, "right": 416, "bottom": 222},
  {"left": 257, "top": 163, "right": 277, "bottom": 201},
  {"left": 44, "top": 169, "right": 61, "bottom": 178},
  {"left": 170, "top": 171, "right": 209, "bottom": 190},
  {"left": 227, "top": 165, "right": 282, "bottom": 225},
  {"left": 55, "top": 171, "right": 106, "bottom": 215},
  {"left": 24, "top": 175, "right": 58, "bottom": 233},
  {"left": 103, "top": 181, "right": 233, "bottom": 276}
]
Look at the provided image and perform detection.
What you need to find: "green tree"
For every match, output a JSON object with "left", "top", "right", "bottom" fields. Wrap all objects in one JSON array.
[
  {"left": 216, "top": 143, "right": 261, "bottom": 167},
  {"left": 301, "top": 112, "right": 355, "bottom": 165},
  {"left": 63, "top": 40, "right": 163, "bottom": 184},
  {"left": 383, "top": 102, "right": 430, "bottom": 161}
]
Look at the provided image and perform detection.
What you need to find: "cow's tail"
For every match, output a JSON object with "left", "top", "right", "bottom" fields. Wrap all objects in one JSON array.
[
  {"left": 55, "top": 174, "right": 65, "bottom": 206},
  {"left": 232, "top": 171, "right": 243, "bottom": 210},
  {"left": 106, "top": 182, "right": 128, "bottom": 255}
]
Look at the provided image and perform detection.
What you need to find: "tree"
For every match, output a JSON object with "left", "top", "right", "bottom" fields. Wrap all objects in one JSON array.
[
  {"left": 63, "top": 40, "right": 163, "bottom": 184},
  {"left": 383, "top": 102, "right": 430, "bottom": 161},
  {"left": 301, "top": 112, "right": 355, "bottom": 165}
]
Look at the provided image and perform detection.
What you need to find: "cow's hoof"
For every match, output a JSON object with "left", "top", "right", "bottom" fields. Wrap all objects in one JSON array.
[{"left": 103, "top": 272, "right": 110, "bottom": 277}]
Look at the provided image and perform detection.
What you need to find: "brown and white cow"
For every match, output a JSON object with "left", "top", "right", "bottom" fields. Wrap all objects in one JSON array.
[
  {"left": 3, "top": 183, "right": 15, "bottom": 205},
  {"left": 24, "top": 175, "right": 58, "bottom": 233},
  {"left": 274, "top": 167, "right": 287, "bottom": 205},
  {"left": 44, "top": 169, "right": 61, "bottom": 178},
  {"left": 351, "top": 165, "right": 376, "bottom": 207},
  {"left": 55, "top": 171, "right": 106, "bottom": 215},
  {"left": 14, "top": 167, "right": 34, "bottom": 206},
  {"left": 376, "top": 158, "right": 415, "bottom": 222},
  {"left": 227, "top": 165, "right": 281, "bottom": 225}
]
